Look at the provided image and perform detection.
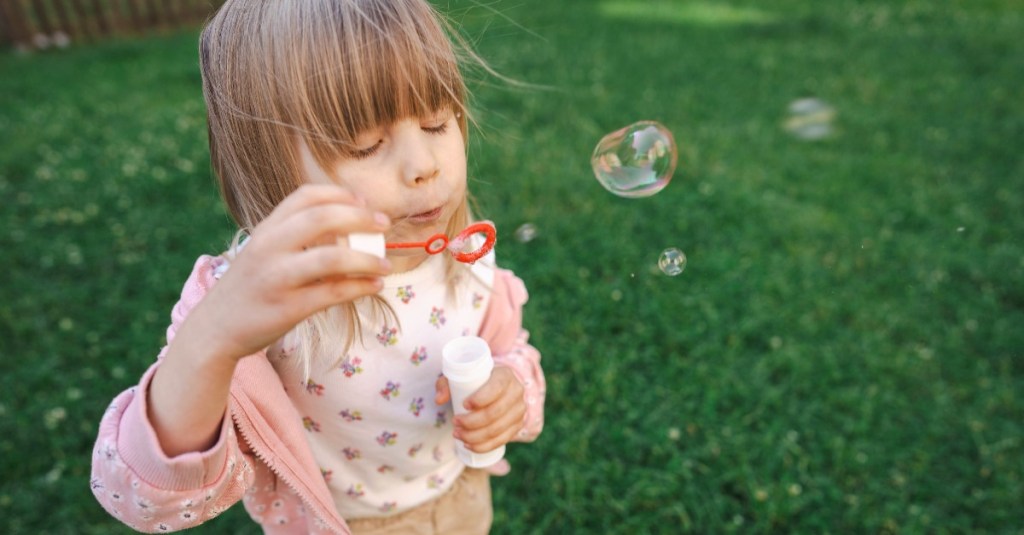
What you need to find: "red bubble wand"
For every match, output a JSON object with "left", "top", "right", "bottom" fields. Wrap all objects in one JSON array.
[{"left": 385, "top": 221, "right": 497, "bottom": 264}]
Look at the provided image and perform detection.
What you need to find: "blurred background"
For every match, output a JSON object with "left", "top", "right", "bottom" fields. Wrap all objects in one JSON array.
[{"left": 1, "top": 0, "right": 1022, "bottom": 533}]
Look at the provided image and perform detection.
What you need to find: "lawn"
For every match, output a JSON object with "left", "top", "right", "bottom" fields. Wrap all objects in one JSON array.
[{"left": 1, "top": 0, "right": 1022, "bottom": 533}]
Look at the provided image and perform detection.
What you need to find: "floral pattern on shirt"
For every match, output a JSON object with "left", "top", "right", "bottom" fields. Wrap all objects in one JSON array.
[
  {"left": 409, "top": 346, "right": 428, "bottom": 366},
  {"left": 304, "top": 379, "right": 324, "bottom": 396},
  {"left": 397, "top": 285, "right": 415, "bottom": 304},
  {"left": 376, "top": 326, "right": 398, "bottom": 346},
  {"left": 339, "top": 409, "right": 363, "bottom": 423},
  {"left": 302, "top": 417, "right": 320, "bottom": 432},
  {"left": 379, "top": 381, "right": 400, "bottom": 400},
  {"left": 340, "top": 357, "right": 363, "bottom": 377},
  {"left": 376, "top": 431, "right": 398, "bottom": 447},
  {"left": 408, "top": 397, "right": 424, "bottom": 417},
  {"left": 429, "top": 307, "right": 446, "bottom": 328}
]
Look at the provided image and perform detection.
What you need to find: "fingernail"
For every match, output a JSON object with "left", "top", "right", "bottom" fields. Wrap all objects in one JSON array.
[
  {"left": 379, "top": 258, "right": 392, "bottom": 271},
  {"left": 375, "top": 212, "right": 390, "bottom": 226}
]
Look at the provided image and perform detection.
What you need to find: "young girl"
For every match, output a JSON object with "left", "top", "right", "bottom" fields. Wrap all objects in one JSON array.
[{"left": 89, "top": 1, "right": 545, "bottom": 533}]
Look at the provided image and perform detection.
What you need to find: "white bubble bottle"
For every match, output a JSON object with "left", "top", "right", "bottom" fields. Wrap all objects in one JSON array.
[{"left": 442, "top": 336, "right": 506, "bottom": 468}]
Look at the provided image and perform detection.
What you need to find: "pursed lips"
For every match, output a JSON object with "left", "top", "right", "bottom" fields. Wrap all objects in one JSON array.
[{"left": 403, "top": 205, "right": 444, "bottom": 224}]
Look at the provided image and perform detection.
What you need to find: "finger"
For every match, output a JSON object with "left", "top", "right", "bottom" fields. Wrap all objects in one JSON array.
[
  {"left": 435, "top": 376, "right": 450, "bottom": 405},
  {"left": 274, "top": 204, "right": 390, "bottom": 252},
  {"left": 464, "top": 427, "right": 518, "bottom": 454},
  {"left": 464, "top": 371, "right": 522, "bottom": 411},
  {"left": 293, "top": 276, "right": 385, "bottom": 312},
  {"left": 456, "top": 393, "right": 526, "bottom": 432},
  {"left": 285, "top": 245, "right": 391, "bottom": 287},
  {"left": 263, "top": 184, "right": 365, "bottom": 225},
  {"left": 458, "top": 409, "right": 524, "bottom": 452}
]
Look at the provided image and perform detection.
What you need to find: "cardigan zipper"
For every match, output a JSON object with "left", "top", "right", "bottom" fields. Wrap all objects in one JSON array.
[{"left": 230, "top": 407, "right": 346, "bottom": 535}]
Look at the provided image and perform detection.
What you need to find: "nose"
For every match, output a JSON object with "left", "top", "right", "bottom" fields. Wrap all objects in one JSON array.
[{"left": 399, "top": 123, "right": 440, "bottom": 186}]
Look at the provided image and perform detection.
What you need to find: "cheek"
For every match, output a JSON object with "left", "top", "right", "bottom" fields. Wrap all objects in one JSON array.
[
  {"left": 331, "top": 163, "right": 383, "bottom": 203},
  {"left": 298, "top": 142, "right": 337, "bottom": 186},
  {"left": 304, "top": 167, "right": 334, "bottom": 185},
  {"left": 350, "top": 188, "right": 392, "bottom": 217},
  {"left": 444, "top": 146, "right": 468, "bottom": 184}
]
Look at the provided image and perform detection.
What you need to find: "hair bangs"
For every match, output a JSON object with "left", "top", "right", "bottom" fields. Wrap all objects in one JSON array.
[{"left": 294, "top": 0, "right": 467, "bottom": 170}]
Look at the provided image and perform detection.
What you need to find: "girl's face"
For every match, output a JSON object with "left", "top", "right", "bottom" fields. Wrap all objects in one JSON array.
[{"left": 299, "top": 109, "right": 467, "bottom": 272}]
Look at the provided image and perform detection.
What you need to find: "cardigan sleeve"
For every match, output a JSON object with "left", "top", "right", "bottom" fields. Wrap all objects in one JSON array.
[
  {"left": 477, "top": 268, "right": 546, "bottom": 442},
  {"left": 90, "top": 256, "right": 253, "bottom": 533}
]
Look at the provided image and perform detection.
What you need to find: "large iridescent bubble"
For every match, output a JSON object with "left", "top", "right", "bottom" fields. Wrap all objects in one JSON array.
[{"left": 591, "top": 121, "right": 677, "bottom": 198}]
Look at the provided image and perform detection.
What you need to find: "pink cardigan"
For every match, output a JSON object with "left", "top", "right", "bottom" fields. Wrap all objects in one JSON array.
[{"left": 90, "top": 256, "right": 545, "bottom": 534}]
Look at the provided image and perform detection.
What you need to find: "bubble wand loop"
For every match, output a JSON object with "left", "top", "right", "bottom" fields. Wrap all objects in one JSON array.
[{"left": 385, "top": 221, "right": 497, "bottom": 264}]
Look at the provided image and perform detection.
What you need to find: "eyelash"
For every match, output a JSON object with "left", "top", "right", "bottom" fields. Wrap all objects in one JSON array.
[{"left": 350, "top": 121, "right": 450, "bottom": 160}]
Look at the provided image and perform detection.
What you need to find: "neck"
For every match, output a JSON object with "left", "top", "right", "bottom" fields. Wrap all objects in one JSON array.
[{"left": 386, "top": 252, "right": 431, "bottom": 274}]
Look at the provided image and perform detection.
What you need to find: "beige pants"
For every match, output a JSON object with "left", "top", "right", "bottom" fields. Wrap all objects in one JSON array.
[{"left": 346, "top": 469, "right": 492, "bottom": 535}]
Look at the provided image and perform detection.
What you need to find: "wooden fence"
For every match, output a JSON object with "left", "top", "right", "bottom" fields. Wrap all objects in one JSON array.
[{"left": 0, "top": 0, "right": 224, "bottom": 50}]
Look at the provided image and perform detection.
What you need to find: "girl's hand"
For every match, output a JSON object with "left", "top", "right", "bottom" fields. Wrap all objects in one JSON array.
[
  {"left": 192, "top": 184, "right": 392, "bottom": 362},
  {"left": 435, "top": 366, "right": 527, "bottom": 453}
]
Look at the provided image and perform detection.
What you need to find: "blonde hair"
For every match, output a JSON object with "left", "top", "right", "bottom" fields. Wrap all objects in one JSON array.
[{"left": 200, "top": 0, "right": 479, "bottom": 376}]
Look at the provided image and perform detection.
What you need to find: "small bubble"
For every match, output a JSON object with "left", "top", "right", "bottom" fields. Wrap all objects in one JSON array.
[
  {"left": 956, "top": 226, "right": 965, "bottom": 233},
  {"left": 513, "top": 223, "right": 538, "bottom": 243},
  {"left": 591, "top": 121, "right": 677, "bottom": 198},
  {"left": 783, "top": 97, "right": 836, "bottom": 140},
  {"left": 610, "top": 289, "right": 623, "bottom": 301},
  {"left": 658, "top": 248, "right": 687, "bottom": 276},
  {"left": 667, "top": 427, "right": 681, "bottom": 441}
]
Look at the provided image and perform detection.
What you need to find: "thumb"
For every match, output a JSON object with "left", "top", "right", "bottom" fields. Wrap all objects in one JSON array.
[{"left": 435, "top": 376, "right": 451, "bottom": 405}]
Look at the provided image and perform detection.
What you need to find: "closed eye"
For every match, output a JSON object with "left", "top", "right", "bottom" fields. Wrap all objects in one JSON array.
[
  {"left": 350, "top": 116, "right": 449, "bottom": 159},
  {"left": 423, "top": 122, "right": 449, "bottom": 135},
  {"left": 351, "top": 139, "right": 383, "bottom": 160}
]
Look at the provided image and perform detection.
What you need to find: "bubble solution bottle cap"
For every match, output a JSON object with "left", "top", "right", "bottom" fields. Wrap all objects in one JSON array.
[
  {"left": 442, "top": 336, "right": 493, "bottom": 381},
  {"left": 347, "top": 233, "right": 386, "bottom": 258},
  {"left": 442, "top": 336, "right": 506, "bottom": 468}
]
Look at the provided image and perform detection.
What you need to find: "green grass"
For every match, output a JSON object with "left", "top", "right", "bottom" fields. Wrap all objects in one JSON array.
[{"left": 1, "top": 0, "right": 1022, "bottom": 533}]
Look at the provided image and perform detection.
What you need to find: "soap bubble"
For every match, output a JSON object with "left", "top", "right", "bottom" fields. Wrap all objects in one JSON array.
[
  {"left": 783, "top": 98, "right": 836, "bottom": 140},
  {"left": 591, "top": 121, "right": 677, "bottom": 198},
  {"left": 658, "top": 248, "right": 687, "bottom": 276},
  {"left": 514, "top": 223, "right": 538, "bottom": 243}
]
